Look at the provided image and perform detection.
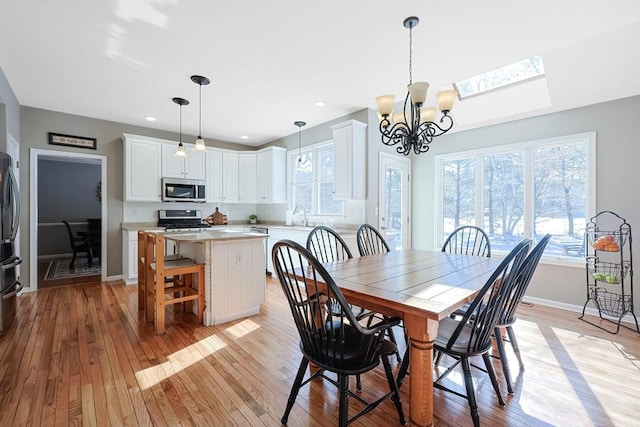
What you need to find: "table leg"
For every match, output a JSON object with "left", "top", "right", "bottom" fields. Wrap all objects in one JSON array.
[{"left": 404, "top": 313, "right": 439, "bottom": 427}]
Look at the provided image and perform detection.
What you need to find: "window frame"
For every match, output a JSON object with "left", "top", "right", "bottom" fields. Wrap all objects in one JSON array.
[
  {"left": 287, "top": 139, "right": 345, "bottom": 218},
  {"left": 434, "top": 131, "right": 596, "bottom": 266}
]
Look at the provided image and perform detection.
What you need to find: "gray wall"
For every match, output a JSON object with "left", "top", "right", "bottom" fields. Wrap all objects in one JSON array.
[
  {"left": 20, "top": 106, "right": 244, "bottom": 287},
  {"left": 0, "top": 66, "right": 20, "bottom": 152},
  {"left": 411, "top": 95, "right": 640, "bottom": 311},
  {"left": 38, "top": 159, "right": 101, "bottom": 256}
]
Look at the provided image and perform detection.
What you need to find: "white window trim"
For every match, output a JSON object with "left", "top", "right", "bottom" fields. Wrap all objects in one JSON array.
[
  {"left": 434, "top": 131, "right": 596, "bottom": 267},
  {"left": 287, "top": 139, "right": 345, "bottom": 218}
]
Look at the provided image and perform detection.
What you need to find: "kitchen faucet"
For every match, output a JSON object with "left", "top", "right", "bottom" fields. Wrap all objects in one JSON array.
[{"left": 293, "top": 204, "right": 307, "bottom": 227}]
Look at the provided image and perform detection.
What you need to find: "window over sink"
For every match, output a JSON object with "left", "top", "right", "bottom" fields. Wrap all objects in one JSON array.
[
  {"left": 289, "top": 140, "right": 344, "bottom": 217},
  {"left": 435, "top": 132, "right": 596, "bottom": 261}
]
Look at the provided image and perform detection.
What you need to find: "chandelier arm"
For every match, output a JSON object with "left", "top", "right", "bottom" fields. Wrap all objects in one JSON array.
[{"left": 418, "top": 113, "right": 454, "bottom": 137}]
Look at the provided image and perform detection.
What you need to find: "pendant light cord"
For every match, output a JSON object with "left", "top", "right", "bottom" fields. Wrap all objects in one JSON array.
[
  {"left": 408, "top": 24, "right": 413, "bottom": 85},
  {"left": 198, "top": 83, "right": 202, "bottom": 137}
]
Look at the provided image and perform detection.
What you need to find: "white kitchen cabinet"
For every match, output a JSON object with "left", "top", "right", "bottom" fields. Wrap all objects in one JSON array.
[
  {"left": 256, "top": 147, "right": 287, "bottom": 204},
  {"left": 331, "top": 120, "right": 367, "bottom": 200},
  {"left": 238, "top": 153, "right": 257, "bottom": 203},
  {"left": 206, "top": 149, "right": 223, "bottom": 203},
  {"left": 123, "top": 134, "right": 162, "bottom": 202},
  {"left": 123, "top": 230, "right": 138, "bottom": 285},
  {"left": 161, "top": 143, "right": 206, "bottom": 180},
  {"left": 206, "top": 149, "right": 238, "bottom": 203},
  {"left": 222, "top": 151, "right": 239, "bottom": 203},
  {"left": 266, "top": 227, "right": 358, "bottom": 274}
]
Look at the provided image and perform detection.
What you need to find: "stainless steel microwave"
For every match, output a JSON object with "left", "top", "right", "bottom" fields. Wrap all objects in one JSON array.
[{"left": 161, "top": 178, "right": 206, "bottom": 202}]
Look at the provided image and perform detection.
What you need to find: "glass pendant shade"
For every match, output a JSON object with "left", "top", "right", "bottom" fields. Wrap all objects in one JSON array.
[
  {"left": 194, "top": 137, "right": 206, "bottom": 151},
  {"left": 408, "top": 82, "right": 429, "bottom": 105},
  {"left": 175, "top": 142, "right": 187, "bottom": 157},
  {"left": 437, "top": 89, "right": 457, "bottom": 112},
  {"left": 420, "top": 107, "right": 436, "bottom": 124},
  {"left": 375, "top": 95, "right": 395, "bottom": 117}
]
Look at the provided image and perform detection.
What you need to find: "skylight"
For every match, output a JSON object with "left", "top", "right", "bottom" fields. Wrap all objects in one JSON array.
[{"left": 454, "top": 54, "right": 545, "bottom": 99}]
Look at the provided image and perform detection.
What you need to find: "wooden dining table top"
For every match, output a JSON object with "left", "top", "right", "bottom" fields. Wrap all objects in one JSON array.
[{"left": 319, "top": 248, "right": 503, "bottom": 322}]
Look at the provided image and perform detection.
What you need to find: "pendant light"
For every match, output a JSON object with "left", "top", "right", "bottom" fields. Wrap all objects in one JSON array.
[
  {"left": 173, "top": 97, "right": 189, "bottom": 157},
  {"left": 294, "top": 121, "right": 306, "bottom": 170},
  {"left": 191, "top": 75, "right": 210, "bottom": 151}
]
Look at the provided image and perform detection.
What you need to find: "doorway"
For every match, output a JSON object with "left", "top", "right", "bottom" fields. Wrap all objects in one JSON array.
[
  {"left": 378, "top": 152, "right": 411, "bottom": 250},
  {"left": 29, "top": 149, "right": 107, "bottom": 290}
]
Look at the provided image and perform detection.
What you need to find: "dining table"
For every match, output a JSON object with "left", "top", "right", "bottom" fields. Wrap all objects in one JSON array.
[{"left": 315, "top": 248, "right": 504, "bottom": 427}]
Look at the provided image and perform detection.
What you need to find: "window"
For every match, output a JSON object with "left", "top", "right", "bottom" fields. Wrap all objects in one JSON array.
[
  {"left": 454, "top": 54, "right": 545, "bottom": 99},
  {"left": 435, "top": 132, "right": 595, "bottom": 261},
  {"left": 289, "top": 141, "right": 344, "bottom": 216}
]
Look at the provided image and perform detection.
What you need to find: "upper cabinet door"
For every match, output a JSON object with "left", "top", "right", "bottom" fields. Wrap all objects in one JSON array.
[
  {"left": 238, "top": 153, "right": 257, "bottom": 204},
  {"left": 256, "top": 147, "right": 286, "bottom": 204},
  {"left": 162, "top": 143, "right": 207, "bottom": 180},
  {"left": 186, "top": 149, "right": 207, "bottom": 180},
  {"left": 332, "top": 120, "right": 367, "bottom": 200},
  {"left": 162, "top": 144, "right": 185, "bottom": 178},
  {"left": 124, "top": 134, "right": 162, "bottom": 201},
  {"left": 206, "top": 148, "right": 224, "bottom": 203},
  {"left": 222, "top": 151, "right": 239, "bottom": 203}
]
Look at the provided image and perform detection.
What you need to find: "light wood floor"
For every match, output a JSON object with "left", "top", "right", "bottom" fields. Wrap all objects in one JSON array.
[{"left": 1, "top": 278, "right": 638, "bottom": 426}]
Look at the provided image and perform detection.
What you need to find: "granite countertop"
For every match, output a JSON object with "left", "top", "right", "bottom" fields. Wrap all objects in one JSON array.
[{"left": 163, "top": 230, "right": 268, "bottom": 242}]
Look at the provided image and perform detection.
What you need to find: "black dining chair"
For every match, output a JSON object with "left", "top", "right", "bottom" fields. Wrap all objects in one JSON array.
[
  {"left": 307, "top": 226, "right": 373, "bottom": 391},
  {"left": 442, "top": 225, "right": 491, "bottom": 257},
  {"left": 356, "top": 223, "right": 391, "bottom": 256},
  {"left": 494, "top": 234, "right": 551, "bottom": 393},
  {"left": 272, "top": 239, "right": 406, "bottom": 427},
  {"left": 411, "top": 239, "right": 531, "bottom": 427},
  {"left": 62, "top": 220, "right": 93, "bottom": 269},
  {"left": 355, "top": 224, "right": 403, "bottom": 363}
]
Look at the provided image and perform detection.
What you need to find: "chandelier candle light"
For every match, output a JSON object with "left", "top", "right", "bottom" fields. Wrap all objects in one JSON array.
[
  {"left": 173, "top": 97, "right": 189, "bottom": 157},
  {"left": 191, "top": 75, "right": 210, "bottom": 151},
  {"left": 376, "top": 16, "right": 457, "bottom": 155}
]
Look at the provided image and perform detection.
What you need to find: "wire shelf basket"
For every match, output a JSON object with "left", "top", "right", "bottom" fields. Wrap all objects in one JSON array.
[
  {"left": 586, "top": 257, "right": 630, "bottom": 284},
  {"left": 586, "top": 230, "right": 628, "bottom": 252},
  {"left": 590, "top": 287, "right": 632, "bottom": 317}
]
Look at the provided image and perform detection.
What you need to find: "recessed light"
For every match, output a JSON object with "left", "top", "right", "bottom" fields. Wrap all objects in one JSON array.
[
  {"left": 314, "top": 101, "right": 326, "bottom": 107},
  {"left": 143, "top": 116, "right": 157, "bottom": 122},
  {"left": 240, "top": 135, "right": 249, "bottom": 140}
]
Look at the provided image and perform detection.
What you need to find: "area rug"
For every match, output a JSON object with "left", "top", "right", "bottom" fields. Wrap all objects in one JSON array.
[{"left": 44, "top": 258, "right": 101, "bottom": 280}]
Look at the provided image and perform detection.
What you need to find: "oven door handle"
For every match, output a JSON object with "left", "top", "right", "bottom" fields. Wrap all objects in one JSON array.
[
  {"left": 1, "top": 257, "right": 22, "bottom": 271},
  {"left": 2, "top": 281, "right": 23, "bottom": 300}
]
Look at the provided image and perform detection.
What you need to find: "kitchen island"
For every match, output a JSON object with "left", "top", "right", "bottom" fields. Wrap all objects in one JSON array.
[{"left": 164, "top": 229, "right": 267, "bottom": 326}]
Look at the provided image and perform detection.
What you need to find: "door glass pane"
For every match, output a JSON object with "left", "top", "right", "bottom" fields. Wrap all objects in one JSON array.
[
  {"left": 442, "top": 159, "right": 476, "bottom": 243},
  {"left": 385, "top": 166, "right": 402, "bottom": 251},
  {"left": 483, "top": 152, "right": 525, "bottom": 252}
]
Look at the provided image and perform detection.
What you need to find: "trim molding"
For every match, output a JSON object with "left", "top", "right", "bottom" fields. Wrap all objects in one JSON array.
[{"left": 522, "top": 295, "right": 638, "bottom": 325}]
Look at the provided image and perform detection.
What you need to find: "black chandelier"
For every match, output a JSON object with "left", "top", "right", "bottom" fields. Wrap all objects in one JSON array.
[{"left": 376, "top": 16, "right": 457, "bottom": 155}]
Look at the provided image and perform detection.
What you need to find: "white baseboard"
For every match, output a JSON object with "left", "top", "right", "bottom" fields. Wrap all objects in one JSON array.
[
  {"left": 106, "top": 274, "right": 123, "bottom": 282},
  {"left": 522, "top": 295, "right": 639, "bottom": 326}
]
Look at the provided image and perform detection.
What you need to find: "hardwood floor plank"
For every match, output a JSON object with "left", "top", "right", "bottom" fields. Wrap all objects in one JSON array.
[{"left": 1, "top": 279, "right": 638, "bottom": 427}]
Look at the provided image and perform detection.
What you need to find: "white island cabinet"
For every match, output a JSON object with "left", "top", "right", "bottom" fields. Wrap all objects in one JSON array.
[{"left": 166, "top": 230, "right": 267, "bottom": 326}]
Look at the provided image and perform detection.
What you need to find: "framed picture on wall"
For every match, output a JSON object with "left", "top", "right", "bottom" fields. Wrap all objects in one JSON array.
[{"left": 48, "top": 132, "right": 97, "bottom": 150}]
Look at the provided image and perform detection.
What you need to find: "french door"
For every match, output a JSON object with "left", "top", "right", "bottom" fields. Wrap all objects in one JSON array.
[{"left": 378, "top": 152, "right": 411, "bottom": 250}]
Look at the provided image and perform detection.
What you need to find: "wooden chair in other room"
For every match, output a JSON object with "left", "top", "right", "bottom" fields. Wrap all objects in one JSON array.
[
  {"left": 144, "top": 232, "right": 205, "bottom": 334},
  {"left": 62, "top": 220, "right": 92, "bottom": 269}
]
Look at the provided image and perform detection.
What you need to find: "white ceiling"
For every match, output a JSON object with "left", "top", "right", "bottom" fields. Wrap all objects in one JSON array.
[{"left": 1, "top": 1, "right": 639, "bottom": 147}]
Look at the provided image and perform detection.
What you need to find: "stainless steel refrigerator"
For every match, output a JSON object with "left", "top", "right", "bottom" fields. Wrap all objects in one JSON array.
[{"left": 0, "top": 152, "right": 22, "bottom": 336}]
